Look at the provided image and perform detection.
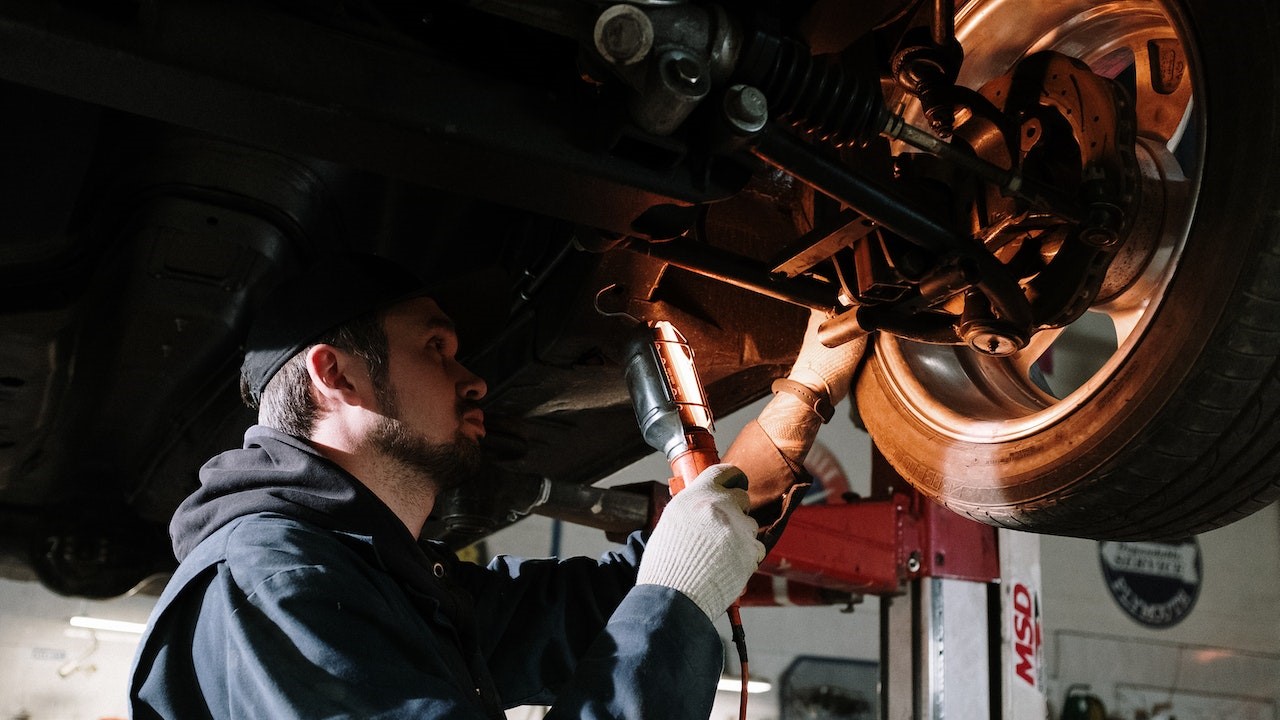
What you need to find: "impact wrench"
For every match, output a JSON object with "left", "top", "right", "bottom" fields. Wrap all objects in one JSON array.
[{"left": 623, "top": 320, "right": 752, "bottom": 719}]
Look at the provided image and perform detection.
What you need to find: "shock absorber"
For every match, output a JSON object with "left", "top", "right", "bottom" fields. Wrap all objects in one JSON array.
[{"left": 733, "top": 8, "right": 963, "bottom": 148}]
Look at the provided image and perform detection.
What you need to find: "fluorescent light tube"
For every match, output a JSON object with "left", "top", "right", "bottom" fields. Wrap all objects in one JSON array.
[
  {"left": 717, "top": 677, "right": 772, "bottom": 694},
  {"left": 68, "top": 616, "right": 146, "bottom": 635}
]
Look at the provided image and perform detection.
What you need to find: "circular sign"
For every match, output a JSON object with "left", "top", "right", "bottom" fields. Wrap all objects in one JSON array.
[{"left": 1098, "top": 539, "right": 1201, "bottom": 628}]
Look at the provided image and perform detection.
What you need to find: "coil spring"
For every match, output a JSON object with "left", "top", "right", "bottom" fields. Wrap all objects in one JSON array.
[{"left": 738, "top": 32, "right": 886, "bottom": 148}]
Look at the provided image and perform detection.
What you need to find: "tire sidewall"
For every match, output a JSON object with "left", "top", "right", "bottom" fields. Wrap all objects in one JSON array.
[{"left": 857, "top": 0, "right": 1280, "bottom": 514}]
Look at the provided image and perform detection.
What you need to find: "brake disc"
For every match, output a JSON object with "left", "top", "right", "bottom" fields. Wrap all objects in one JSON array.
[{"left": 957, "top": 50, "right": 1140, "bottom": 330}]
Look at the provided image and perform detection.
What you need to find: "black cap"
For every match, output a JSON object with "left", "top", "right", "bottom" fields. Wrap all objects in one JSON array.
[{"left": 241, "top": 253, "right": 427, "bottom": 405}]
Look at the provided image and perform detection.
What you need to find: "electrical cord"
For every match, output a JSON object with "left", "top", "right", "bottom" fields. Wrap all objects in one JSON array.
[{"left": 727, "top": 605, "right": 750, "bottom": 720}]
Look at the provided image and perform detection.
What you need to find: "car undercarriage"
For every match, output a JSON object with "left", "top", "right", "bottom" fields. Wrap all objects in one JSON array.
[{"left": 2, "top": 0, "right": 1279, "bottom": 597}]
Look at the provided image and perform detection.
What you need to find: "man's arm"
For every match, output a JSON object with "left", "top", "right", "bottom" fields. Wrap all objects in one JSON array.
[
  {"left": 454, "top": 533, "right": 648, "bottom": 705},
  {"left": 543, "top": 584, "right": 723, "bottom": 720},
  {"left": 725, "top": 309, "right": 867, "bottom": 537},
  {"left": 460, "top": 466, "right": 764, "bottom": 712}
]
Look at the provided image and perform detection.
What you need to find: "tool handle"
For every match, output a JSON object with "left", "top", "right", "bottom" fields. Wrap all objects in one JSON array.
[{"left": 667, "top": 432, "right": 721, "bottom": 495}]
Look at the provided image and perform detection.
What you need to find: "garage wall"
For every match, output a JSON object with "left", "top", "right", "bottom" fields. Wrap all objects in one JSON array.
[
  {"left": 1040, "top": 502, "right": 1280, "bottom": 719},
  {"left": 0, "top": 578, "right": 153, "bottom": 719}
]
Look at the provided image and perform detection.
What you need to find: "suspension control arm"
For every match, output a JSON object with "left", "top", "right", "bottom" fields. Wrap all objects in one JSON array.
[{"left": 751, "top": 125, "right": 1032, "bottom": 332}]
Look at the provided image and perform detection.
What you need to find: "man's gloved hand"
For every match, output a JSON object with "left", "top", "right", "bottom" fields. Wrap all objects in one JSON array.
[
  {"left": 788, "top": 308, "right": 866, "bottom": 407},
  {"left": 724, "top": 308, "right": 869, "bottom": 547},
  {"left": 636, "top": 464, "right": 765, "bottom": 620},
  {"left": 759, "top": 309, "right": 867, "bottom": 458}
]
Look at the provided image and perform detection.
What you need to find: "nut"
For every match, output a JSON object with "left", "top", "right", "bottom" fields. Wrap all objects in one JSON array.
[{"left": 593, "top": 5, "right": 652, "bottom": 66}]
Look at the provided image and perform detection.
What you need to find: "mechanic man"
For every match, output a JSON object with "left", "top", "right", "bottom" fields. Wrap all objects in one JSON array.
[{"left": 128, "top": 253, "right": 861, "bottom": 719}]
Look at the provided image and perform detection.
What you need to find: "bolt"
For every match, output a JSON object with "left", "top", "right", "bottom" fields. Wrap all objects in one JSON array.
[
  {"left": 1080, "top": 225, "right": 1120, "bottom": 248},
  {"left": 723, "top": 84, "right": 768, "bottom": 134},
  {"left": 962, "top": 321, "right": 1026, "bottom": 357},
  {"left": 593, "top": 4, "right": 652, "bottom": 66},
  {"left": 907, "top": 552, "right": 922, "bottom": 574},
  {"left": 1080, "top": 203, "right": 1123, "bottom": 248},
  {"left": 968, "top": 330, "right": 1023, "bottom": 357}
]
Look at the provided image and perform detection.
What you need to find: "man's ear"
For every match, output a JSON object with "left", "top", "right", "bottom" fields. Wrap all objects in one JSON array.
[{"left": 304, "top": 344, "right": 374, "bottom": 409}]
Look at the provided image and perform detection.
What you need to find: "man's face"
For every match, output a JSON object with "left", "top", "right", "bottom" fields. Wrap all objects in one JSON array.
[{"left": 365, "top": 296, "right": 488, "bottom": 488}]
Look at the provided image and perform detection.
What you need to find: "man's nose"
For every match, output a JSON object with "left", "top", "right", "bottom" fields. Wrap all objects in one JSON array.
[{"left": 456, "top": 363, "right": 487, "bottom": 400}]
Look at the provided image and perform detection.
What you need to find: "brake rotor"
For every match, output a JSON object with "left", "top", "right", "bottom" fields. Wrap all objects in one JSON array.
[{"left": 955, "top": 50, "right": 1140, "bottom": 330}]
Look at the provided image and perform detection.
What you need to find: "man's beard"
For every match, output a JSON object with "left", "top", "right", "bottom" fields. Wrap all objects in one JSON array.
[{"left": 367, "top": 406, "right": 484, "bottom": 492}]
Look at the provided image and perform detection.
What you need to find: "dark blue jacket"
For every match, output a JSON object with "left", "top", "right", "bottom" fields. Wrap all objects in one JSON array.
[{"left": 129, "top": 426, "right": 722, "bottom": 719}]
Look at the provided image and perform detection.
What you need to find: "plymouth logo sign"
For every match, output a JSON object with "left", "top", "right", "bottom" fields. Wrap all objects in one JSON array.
[{"left": 1098, "top": 539, "right": 1202, "bottom": 628}]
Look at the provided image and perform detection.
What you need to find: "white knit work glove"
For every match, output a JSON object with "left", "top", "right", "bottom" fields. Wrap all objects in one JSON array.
[
  {"left": 758, "top": 309, "right": 868, "bottom": 460},
  {"left": 636, "top": 464, "right": 766, "bottom": 620}
]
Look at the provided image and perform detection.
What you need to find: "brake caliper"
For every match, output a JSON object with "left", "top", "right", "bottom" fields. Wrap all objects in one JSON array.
[{"left": 959, "top": 50, "right": 1139, "bottom": 330}]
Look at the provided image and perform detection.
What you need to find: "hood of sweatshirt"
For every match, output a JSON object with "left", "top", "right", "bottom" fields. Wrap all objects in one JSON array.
[
  {"left": 165, "top": 422, "right": 458, "bottom": 586},
  {"left": 171, "top": 425, "right": 418, "bottom": 564},
  {"left": 168, "top": 425, "right": 501, "bottom": 714}
]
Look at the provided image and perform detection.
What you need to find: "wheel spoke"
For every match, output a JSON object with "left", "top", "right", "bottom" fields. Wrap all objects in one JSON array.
[
  {"left": 1100, "top": 304, "right": 1140, "bottom": 346},
  {"left": 1012, "top": 326, "right": 1064, "bottom": 379},
  {"left": 1092, "top": 136, "right": 1193, "bottom": 344}
]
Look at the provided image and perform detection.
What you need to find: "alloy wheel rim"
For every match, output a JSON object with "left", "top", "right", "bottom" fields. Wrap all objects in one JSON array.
[{"left": 877, "top": 0, "right": 1200, "bottom": 444}]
